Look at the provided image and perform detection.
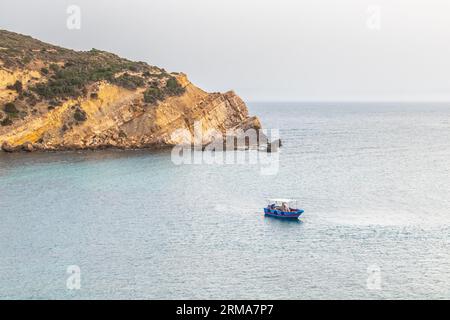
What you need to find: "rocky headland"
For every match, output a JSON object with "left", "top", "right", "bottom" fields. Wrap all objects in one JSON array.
[{"left": 0, "top": 30, "right": 266, "bottom": 152}]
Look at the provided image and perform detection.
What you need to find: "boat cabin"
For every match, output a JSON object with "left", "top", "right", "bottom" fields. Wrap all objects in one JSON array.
[
  {"left": 264, "top": 198, "right": 304, "bottom": 219},
  {"left": 267, "top": 198, "right": 298, "bottom": 212}
]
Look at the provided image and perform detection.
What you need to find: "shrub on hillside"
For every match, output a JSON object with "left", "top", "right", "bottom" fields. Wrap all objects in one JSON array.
[
  {"left": 31, "top": 61, "right": 149, "bottom": 99},
  {"left": 1, "top": 117, "right": 13, "bottom": 126},
  {"left": 73, "top": 107, "right": 87, "bottom": 122},
  {"left": 165, "top": 77, "right": 185, "bottom": 96},
  {"left": 4, "top": 102, "right": 18, "bottom": 114},
  {"left": 113, "top": 73, "right": 145, "bottom": 90},
  {"left": 49, "top": 63, "right": 60, "bottom": 72},
  {"left": 143, "top": 87, "right": 164, "bottom": 104},
  {"left": 6, "top": 81, "right": 23, "bottom": 93}
]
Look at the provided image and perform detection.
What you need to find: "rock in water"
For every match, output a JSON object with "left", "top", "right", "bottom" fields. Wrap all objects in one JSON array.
[
  {"left": 267, "top": 139, "right": 282, "bottom": 153},
  {"left": 1, "top": 141, "right": 14, "bottom": 152},
  {"left": 22, "top": 141, "right": 34, "bottom": 152}
]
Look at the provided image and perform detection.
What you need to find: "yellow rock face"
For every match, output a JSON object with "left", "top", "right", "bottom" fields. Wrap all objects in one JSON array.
[
  {"left": 0, "top": 68, "right": 41, "bottom": 88},
  {"left": 0, "top": 74, "right": 261, "bottom": 151},
  {"left": 0, "top": 69, "right": 41, "bottom": 103}
]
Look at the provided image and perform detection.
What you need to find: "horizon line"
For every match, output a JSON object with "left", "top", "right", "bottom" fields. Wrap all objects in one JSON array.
[{"left": 245, "top": 100, "right": 450, "bottom": 104}]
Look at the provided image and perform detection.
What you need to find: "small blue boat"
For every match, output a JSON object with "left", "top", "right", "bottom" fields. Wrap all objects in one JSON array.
[{"left": 264, "top": 198, "right": 304, "bottom": 219}]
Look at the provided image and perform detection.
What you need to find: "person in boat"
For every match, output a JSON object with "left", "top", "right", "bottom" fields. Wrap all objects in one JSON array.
[{"left": 281, "top": 202, "right": 289, "bottom": 212}]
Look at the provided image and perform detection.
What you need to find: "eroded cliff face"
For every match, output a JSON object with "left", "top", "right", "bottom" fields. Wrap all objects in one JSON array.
[{"left": 0, "top": 30, "right": 262, "bottom": 152}]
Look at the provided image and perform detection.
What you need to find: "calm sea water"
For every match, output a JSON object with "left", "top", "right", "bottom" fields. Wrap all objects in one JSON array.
[{"left": 1, "top": 103, "right": 450, "bottom": 299}]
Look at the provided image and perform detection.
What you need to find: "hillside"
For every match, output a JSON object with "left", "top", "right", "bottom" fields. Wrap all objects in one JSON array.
[{"left": 0, "top": 30, "right": 262, "bottom": 152}]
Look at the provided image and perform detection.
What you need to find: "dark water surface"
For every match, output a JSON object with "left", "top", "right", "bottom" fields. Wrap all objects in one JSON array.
[{"left": 1, "top": 103, "right": 449, "bottom": 299}]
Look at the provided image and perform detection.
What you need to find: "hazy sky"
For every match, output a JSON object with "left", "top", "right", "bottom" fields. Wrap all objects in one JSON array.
[{"left": 1, "top": 0, "right": 450, "bottom": 102}]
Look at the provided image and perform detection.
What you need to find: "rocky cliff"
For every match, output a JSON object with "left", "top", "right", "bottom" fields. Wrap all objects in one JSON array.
[{"left": 0, "top": 30, "right": 262, "bottom": 152}]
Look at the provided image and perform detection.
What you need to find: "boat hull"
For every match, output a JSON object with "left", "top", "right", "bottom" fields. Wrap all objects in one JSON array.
[{"left": 264, "top": 208, "right": 304, "bottom": 219}]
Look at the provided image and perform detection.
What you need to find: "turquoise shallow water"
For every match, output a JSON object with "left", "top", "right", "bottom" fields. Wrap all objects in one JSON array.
[{"left": 1, "top": 103, "right": 450, "bottom": 299}]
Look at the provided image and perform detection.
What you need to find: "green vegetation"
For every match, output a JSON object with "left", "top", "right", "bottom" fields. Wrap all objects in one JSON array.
[
  {"left": 143, "top": 87, "right": 165, "bottom": 104},
  {"left": 1, "top": 117, "right": 13, "bottom": 126},
  {"left": 6, "top": 81, "right": 23, "bottom": 93},
  {"left": 4, "top": 102, "right": 18, "bottom": 114},
  {"left": 49, "top": 63, "right": 60, "bottom": 72},
  {"left": 0, "top": 30, "right": 182, "bottom": 105},
  {"left": 143, "top": 77, "right": 185, "bottom": 105},
  {"left": 32, "top": 70, "right": 86, "bottom": 99},
  {"left": 22, "top": 55, "right": 32, "bottom": 65},
  {"left": 61, "top": 124, "right": 69, "bottom": 132},
  {"left": 73, "top": 107, "right": 87, "bottom": 122},
  {"left": 118, "top": 130, "right": 127, "bottom": 138},
  {"left": 113, "top": 73, "right": 145, "bottom": 90},
  {"left": 49, "top": 99, "right": 60, "bottom": 107},
  {"left": 165, "top": 77, "right": 185, "bottom": 96},
  {"left": 31, "top": 61, "right": 150, "bottom": 99}
]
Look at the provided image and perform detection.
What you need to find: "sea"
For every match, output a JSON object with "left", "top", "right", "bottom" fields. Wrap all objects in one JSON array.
[{"left": 0, "top": 102, "right": 449, "bottom": 299}]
